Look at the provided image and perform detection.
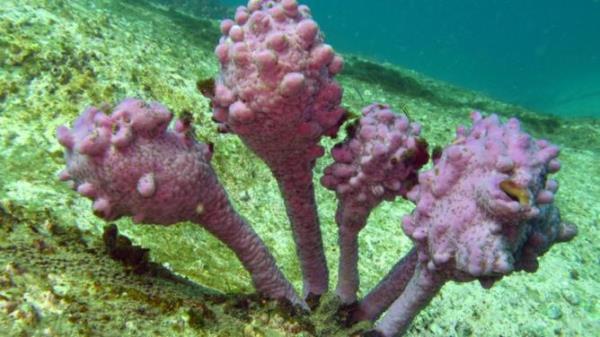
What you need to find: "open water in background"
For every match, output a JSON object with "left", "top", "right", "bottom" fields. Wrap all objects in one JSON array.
[{"left": 219, "top": 0, "right": 600, "bottom": 117}]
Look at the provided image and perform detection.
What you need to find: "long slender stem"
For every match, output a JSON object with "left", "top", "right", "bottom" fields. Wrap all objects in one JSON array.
[
  {"left": 375, "top": 263, "right": 445, "bottom": 337},
  {"left": 351, "top": 248, "right": 418, "bottom": 323},
  {"left": 273, "top": 165, "right": 328, "bottom": 300},
  {"left": 336, "top": 225, "right": 360, "bottom": 303},
  {"left": 335, "top": 201, "right": 370, "bottom": 304},
  {"left": 197, "top": 178, "right": 305, "bottom": 308}
]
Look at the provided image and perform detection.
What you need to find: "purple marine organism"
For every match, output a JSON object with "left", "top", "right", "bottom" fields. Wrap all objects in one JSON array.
[
  {"left": 362, "top": 112, "right": 577, "bottom": 337},
  {"left": 211, "top": 0, "right": 346, "bottom": 303},
  {"left": 321, "top": 103, "right": 428, "bottom": 305},
  {"left": 56, "top": 98, "right": 306, "bottom": 309},
  {"left": 55, "top": 0, "right": 578, "bottom": 335}
]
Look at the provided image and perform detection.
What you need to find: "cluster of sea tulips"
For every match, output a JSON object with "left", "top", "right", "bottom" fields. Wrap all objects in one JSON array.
[{"left": 56, "top": 1, "right": 577, "bottom": 336}]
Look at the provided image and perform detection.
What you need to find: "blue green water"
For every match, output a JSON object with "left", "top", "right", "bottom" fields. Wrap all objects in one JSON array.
[{"left": 219, "top": 0, "right": 600, "bottom": 117}]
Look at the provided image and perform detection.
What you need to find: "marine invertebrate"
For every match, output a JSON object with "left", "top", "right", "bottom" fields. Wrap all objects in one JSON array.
[
  {"left": 321, "top": 103, "right": 428, "bottom": 304},
  {"left": 54, "top": 1, "right": 578, "bottom": 336},
  {"left": 57, "top": 101, "right": 576, "bottom": 336},
  {"left": 212, "top": 0, "right": 346, "bottom": 302},
  {"left": 364, "top": 112, "right": 577, "bottom": 336},
  {"left": 56, "top": 98, "right": 305, "bottom": 308}
]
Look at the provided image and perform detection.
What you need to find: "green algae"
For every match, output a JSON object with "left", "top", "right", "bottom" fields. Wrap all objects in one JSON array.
[{"left": 0, "top": 0, "right": 599, "bottom": 336}]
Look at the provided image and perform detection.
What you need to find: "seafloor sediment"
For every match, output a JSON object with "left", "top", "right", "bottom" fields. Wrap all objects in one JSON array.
[{"left": 0, "top": 0, "right": 598, "bottom": 336}]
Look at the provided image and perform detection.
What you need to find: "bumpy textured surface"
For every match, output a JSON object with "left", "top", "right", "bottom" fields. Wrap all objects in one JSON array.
[
  {"left": 56, "top": 98, "right": 304, "bottom": 307},
  {"left": 373, "top": 112, "right": 577, "bottom": 337},
  {"left": 213, "top": 0, "right": 346, "bottom": 299},
  {"left": 514, "top": 203, "right": 577, "bottom": 273},
  {"left": 321, "top": 103, "right": 427, "bottom": 304},
  {"left": 56, "top": 98, "right": 213, "bottom": 224},
  {"left": 402, "top": 112, "right": 576, "bottom": 283},
  {"left": 213, "top": 0, "right": 346, "bottom": 161},
  {"left": 322, "top": 103, "right": 428, "bottom": 215}
]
